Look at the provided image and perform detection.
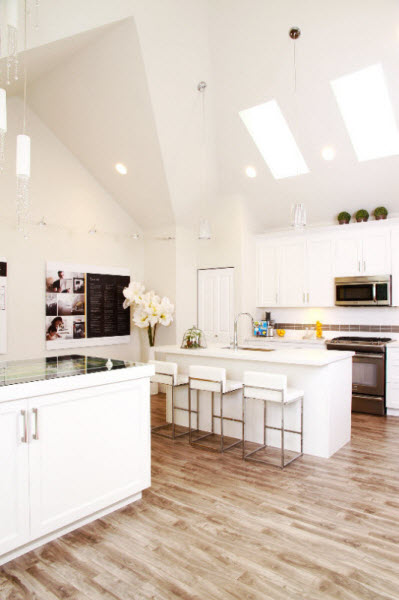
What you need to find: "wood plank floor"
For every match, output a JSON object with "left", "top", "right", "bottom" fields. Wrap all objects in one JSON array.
[{"left": 1, "top": 394, "right": 399, "bottom": 599}]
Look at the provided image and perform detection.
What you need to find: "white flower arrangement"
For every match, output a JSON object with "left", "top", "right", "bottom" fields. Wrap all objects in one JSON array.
[{"left": 123, "top": 281, "right": 174, "bottom": 346}]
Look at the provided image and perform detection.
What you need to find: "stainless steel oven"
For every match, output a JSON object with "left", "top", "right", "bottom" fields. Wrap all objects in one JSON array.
[
  {"left": 335, "top": 275, "right": 391, "bottom": 306},
  {"left": 326, "top": 337, "right": 391, "bottom": 415}
]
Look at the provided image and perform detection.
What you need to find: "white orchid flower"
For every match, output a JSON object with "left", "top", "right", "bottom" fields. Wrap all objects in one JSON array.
[
  {"left": 132, "top": 305, "right": 151, "bottom": 328},
  {"left": 123, "top": 281, "right": 145, "bottom": 307}
]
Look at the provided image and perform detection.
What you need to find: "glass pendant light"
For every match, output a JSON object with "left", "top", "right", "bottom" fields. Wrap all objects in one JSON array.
[
  {"left": 16, "top": 0, "right": 30, "bottom": 237},
  {"left": 197, "top": 81, "right": 212, "bottom": 240},
  {"left": 0, "top": 88, "right": 7, "bottom": 172},
  {"left": 6, "top": 0, "right": 19, "bottom": 84},
  {"left": 289, "top": 27, "right": 307, "bottom": 230}
]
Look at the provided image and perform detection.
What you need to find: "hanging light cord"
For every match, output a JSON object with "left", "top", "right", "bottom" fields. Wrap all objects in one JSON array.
[{"left": 22, "top": 0, "right": 28, "bottom": 134}]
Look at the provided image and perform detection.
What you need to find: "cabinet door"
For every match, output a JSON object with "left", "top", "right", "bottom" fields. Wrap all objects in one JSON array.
[
  {"left": 0, "top": 400, "right": 30, "bottom": 555},
  {"left": 391, "top": 230, "right": 399, "bottom": 306},
  {"left": 29, "top": 379, "right": 151, "bottom": 539},
  {"left": 279, "top": 241, "right": 306, "bottom": 307},
  {"left": 256, "top": 241, "right": 279, "bottom": 307},
  {"left": 334, "top": 235, "right": 362, "bottom": 276},
  {"left": 306, "top": 238, "right": 334, "bottom": 307},
  {"left": 361, "top": 232, "right": 391, "bottom": 275}
]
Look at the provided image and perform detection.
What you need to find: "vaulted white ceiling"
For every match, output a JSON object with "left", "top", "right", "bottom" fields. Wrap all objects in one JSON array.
[
  {"left": 15, "top": 18, "right": 174, "bottom": 230},
  {"left": 209, "top": 0, "right": 399, "bottom": 231},
  {"left": 7, "top": 0, "right": 399, "bottom": 233}
]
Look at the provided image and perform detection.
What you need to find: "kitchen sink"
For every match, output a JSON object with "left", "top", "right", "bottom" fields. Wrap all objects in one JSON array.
[{"left": 222, "top": 345, "right": 275, "bottom": 352}]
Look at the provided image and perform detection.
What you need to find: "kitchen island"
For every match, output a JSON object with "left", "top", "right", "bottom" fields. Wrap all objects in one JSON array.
[
  {"left": 154, "top": 344, "right": 354, "bottom": 459},
  {"left": 0, "top": 354, "right": 154, "bottom": 565}
]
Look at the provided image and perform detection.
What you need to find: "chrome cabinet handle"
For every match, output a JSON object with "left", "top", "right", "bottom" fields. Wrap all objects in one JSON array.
[
  {"left": 358, "top": 261, "right": 361, "bottom": 272},
  {"left": 307, "top": 292, "right": 310, "bottom": 304},
  {"left": 32, "top": 408, "right": 39, "bottom": 440},
  {"left": 363, "top": 260, "right": 366, "bottom": 272},
  {"left": 21, "top": 410, "right": 28, "bottom": 443},
  {"left": 303, "top": 292, "right": 305, "bottom": 304}
]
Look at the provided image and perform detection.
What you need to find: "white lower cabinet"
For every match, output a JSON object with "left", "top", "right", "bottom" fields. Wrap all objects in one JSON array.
[
  {"left": 1, "top": 379, "right": 151, "bottom": 563},
  {"left": 0, "top": 400, "right": 30, "bottom": 556},
  {"left": 386, "top": 348, "right": 399, "bottom": 410}
]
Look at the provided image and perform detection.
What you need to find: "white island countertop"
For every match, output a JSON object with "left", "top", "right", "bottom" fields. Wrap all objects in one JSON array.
[{"left": 154, "top": 344, "right": 354, "bottom": 367}]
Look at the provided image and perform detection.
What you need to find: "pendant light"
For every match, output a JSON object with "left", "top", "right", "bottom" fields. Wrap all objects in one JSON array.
[
  {"left": 16, "top": 0, "right": 30, "bottom": 236},
  {"left": 289, "top": 27, "right": 307, "bottom": 230},
  {"left": 197, "top": 80, "right": 211, "bottom": 240},
  {"left": 0, "top": 88, "right": 6, "bottom": 172},
  {"left": 6, "top": 0, "right": 19, "bottom": 84}
]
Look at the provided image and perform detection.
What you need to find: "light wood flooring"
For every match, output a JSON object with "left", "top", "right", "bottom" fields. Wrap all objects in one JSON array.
[{"left": 1, "top": 394, "right": 399, "bottom": 599}]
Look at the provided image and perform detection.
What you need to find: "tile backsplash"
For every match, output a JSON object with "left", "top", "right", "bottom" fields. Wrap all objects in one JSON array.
[{"left": 274, "top": 322, "right": 399, "bottom": 333}]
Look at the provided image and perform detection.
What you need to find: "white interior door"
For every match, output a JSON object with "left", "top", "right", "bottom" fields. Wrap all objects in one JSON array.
[
  {"left": 0, "top": 400, "right": 30, "bottom": 555},
  {"left": 29, "top": 380, "right": 151, "bottom": 539},
  {"left": 198, "top": 268, "right": 234, "bottom": 344}
]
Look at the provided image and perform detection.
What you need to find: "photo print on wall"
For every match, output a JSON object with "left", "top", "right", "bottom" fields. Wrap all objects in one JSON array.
[{"left": 45, "top": 262, "right": 130, "bottom": 349}]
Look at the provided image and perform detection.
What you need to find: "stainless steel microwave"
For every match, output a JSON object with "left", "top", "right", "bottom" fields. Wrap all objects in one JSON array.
[{"left": 335, "top": 275, "right": 392, "bottom": 306}]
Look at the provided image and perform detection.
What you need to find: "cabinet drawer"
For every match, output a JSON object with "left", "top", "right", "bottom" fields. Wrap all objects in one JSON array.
[{"left": 386, "top": 381, "right": 399, "bottom": 409}]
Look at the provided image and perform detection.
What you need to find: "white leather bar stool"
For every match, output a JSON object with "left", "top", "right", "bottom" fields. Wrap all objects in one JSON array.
[
  {"left": 188, "top": 365, "right": 244, "bottom": 455},
  {"left": 149, "top": 360, "right": 190, "bottom": 440},
  {"left": 243, "top": 371, "right": 303, "bottom": 469}
]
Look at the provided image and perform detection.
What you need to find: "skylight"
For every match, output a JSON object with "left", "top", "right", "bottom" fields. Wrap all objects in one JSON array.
[
  {"left": 331, "top": 64, "right": 399, "bottom": 161},
  {"left": 239, "top": 100, "right": 309, "bottom": 179}
]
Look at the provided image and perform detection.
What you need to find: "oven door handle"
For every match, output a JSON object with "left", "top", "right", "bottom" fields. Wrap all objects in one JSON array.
[
  {"left": 372, "top": 283, "right": 377, "bottom": 303},
  {"left": 354, "top": 353, "right": 384, "bottom": 359}
]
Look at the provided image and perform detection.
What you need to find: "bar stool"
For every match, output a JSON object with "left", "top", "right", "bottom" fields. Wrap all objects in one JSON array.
[
  {"left": 188, "top": 365, "right": 244, "bottom": 455},
  {"left": 243, "top": 371, "right": 303, "bottom": 469},
  {"left": 149, "top": 360, "right": 191, "bottom": 440}
]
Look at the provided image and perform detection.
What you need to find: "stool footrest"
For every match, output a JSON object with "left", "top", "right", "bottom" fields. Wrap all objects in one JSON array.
[
  {"left": 212, "top": 414, "right": 244, "bottom": 424},
  {"left": 151, "top": 422, "right": 191, "bottom": 439},
  {"left": 265, "top": 424, "right": 302, "bottom": 435}
]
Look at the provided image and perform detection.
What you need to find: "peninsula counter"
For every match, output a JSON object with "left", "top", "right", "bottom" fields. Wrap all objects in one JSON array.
[{"left": 154, "top": 344, "right": 354, "bottom": 459}]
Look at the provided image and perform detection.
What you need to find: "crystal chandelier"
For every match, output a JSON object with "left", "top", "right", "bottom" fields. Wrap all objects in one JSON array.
[{"left": 0, "top": 88, "right": 6, "bottom": 172}]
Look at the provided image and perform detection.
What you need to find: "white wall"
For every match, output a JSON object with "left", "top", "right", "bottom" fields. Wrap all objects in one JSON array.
[{"left": 0, "top": 98, "right": 144, "bottom": 361}]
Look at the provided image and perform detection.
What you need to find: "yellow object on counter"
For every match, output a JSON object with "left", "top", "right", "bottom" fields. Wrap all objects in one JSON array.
[
  {"left": 276, "top": 329, "right": 286, "bottom": 337},
  {"left": 315, "top": 320, "right": 323, "bottom": 339}
]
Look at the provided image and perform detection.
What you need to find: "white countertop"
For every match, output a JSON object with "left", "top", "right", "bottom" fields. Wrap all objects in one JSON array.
[{"left": 154, "top": 344, "right": 354, "bottom": 367}]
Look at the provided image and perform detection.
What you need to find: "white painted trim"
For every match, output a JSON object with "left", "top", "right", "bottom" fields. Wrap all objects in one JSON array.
[{"left": 0, "top": 492, "right": 142, "bottom": 567}]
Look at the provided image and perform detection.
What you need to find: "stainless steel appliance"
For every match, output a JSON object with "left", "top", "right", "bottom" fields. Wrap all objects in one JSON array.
[
  {"left": 326, "top": 336, "right": 392, "bottom": 415},
  {"left": 335, "top": 275, "right": 391, "bottom": 306}
]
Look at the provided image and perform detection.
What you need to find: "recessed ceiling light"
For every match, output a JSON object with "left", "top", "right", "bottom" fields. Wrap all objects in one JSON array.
[
  {"left": 245, "top": 166, "right": 257, "bottom": 178},
  {"left": 115, "top": 163, "right": 127, "bottom": 175},
  {"left": 331, "top": 64, "right": 399, "bottom": 161},
  {"left": 239, "top": 100, "right": 309, "bottom": 179},
  {"left": 321, "top": 146, "right": 336, "bottom": 161}
]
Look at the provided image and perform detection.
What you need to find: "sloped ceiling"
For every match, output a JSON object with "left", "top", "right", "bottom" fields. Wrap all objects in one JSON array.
[
  {"left": 209, "top": 0, "right": 399, "bottom": 231},
  {"left": 23, "top": 18, "right": 174, "bottom": 230}
]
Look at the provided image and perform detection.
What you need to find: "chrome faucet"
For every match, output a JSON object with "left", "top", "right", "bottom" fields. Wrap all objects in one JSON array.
[{"left": 233, "top": 312, "right": 254, "bottom": 350}]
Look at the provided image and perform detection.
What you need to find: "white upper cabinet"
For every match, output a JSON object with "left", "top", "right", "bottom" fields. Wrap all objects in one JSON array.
[
  {"left": 307, "top": 238, "right": 334, "bottom": 307},
  {"left": 256, "top": 222, "right": 395, "bottom": 309},
  {"left": 256, "top": 241, "right": 279, "bottom": 306},
  {"left": 361, "top": 232, "right": 391, "bottom": 275},
  {"left": 334, "top": 230, "right": 391, "bottom": 277},
  {"left": 333, "top": 235, "right": 362, "bottom": 277},
  {"left": 279, "top": 240, "right": 307, "bottom": 306}
]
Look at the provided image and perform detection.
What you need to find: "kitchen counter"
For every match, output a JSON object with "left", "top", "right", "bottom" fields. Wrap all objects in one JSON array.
[
  {"left": 154, "top": 344, "right": 353, "bottom": 367},
  {"left": 155, "top": 344, "right": 353, "bottom": 459}
]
